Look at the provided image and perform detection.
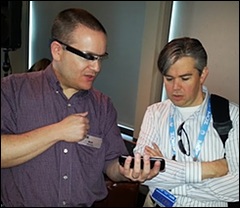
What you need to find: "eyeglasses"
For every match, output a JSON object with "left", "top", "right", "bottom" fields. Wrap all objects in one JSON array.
[
  {"left": 177, "top": 122, "right": 190, "bottom": 156},
  {"left": 53, "top": 39, "right": 108, "bottom": 61}
]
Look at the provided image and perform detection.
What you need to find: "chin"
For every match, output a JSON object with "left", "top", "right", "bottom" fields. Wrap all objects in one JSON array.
[{"left": 81, "top": 85, "right": 92, "bottom": 91}]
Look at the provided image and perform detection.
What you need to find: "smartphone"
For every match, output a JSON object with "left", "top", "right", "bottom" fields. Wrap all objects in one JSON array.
[{"left": 118, "top": 155, "right": 165, "bottom": 172}]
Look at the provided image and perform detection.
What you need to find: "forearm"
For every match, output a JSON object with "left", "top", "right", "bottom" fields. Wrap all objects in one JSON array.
[
  {"left": 201, "top": 158, "right": 228, "bottom": 180},
  {"left": 144, "top": 143, "right": 228, "bottom": 181},
  {"left": 1, "top": 123, "right": 60, "bottom": 168},
  {"left": 105, "top": 159, "right": 130, "bottom": 182},
  {"left": 143, "top": 158, "right": 228, "bottom": 191}
]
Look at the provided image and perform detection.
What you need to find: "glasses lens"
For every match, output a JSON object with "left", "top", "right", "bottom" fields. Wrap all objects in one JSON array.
[
  {"left": 178, "top": 139, "right": 187, "bottom": 154},
  {"left": 177, "top": 122, "right": 190, "bottom": 156},
  {"left": 53, "top": 39, "right": 108, "bottom": 61}
]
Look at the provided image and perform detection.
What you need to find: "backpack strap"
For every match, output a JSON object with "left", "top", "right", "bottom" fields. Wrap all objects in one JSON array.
[
  {"left": 211, "top": 94, "right": 238, "bottom": 207},
  {"left": 210, "top": 94, "right": 233, "bottom": 148}
]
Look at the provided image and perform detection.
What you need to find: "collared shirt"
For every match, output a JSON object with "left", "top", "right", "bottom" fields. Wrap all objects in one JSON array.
[
  {"left": 1, "top": 66, "right": 128, "bottom": 207},
  {"left": 134, "top": 87, "right": 239, "bottom": 207}
]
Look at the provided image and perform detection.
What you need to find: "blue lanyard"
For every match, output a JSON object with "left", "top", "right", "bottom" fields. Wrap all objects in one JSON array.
[{"left": 169, "top": 98, "right": 211, "bottom": 161}]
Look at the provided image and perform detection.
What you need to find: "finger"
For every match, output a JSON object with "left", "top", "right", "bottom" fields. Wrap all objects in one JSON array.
[
  {"left": 143, "top": 154, "right": 151, "bottom": 171},
  {"left": 152, "top": 142, "right": 159, "bottom": 150},
  {"left": 124, "top": 155, "right": 133, "bottom": 170},
  {"left": 133, "top": 153, "right": 142, "bottom": 170},
  {"left": 152, "top": 143, "right": 163, "bottom": 157},
  {"left": 144, "top": 147, "right": 158, "bottom": 157}
]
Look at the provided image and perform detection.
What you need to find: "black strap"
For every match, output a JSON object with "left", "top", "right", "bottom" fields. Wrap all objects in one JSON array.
[
  {"left": 210, "top": 94, "right": 233, "bottom": 148},
  {"left": 211, "top": 94, "right": 239, "bottom": 207}
]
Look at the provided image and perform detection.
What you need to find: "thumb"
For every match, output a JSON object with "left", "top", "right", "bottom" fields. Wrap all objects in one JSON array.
[{"left": 78, "top": 111, "right": 88, "bottom": 117}]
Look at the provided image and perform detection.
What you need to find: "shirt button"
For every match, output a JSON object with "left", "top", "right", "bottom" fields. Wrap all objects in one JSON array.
[
  {"left": 63, "top": 148, "right": 68, "bottom": 154},
  {"left": 67, "top": 103, "right": 71, "bottom": 107},
  {"left": 63, "top": 175, "right": 68, "bottom": 180},
  {"left": 62, "top": 200, "right": 66, "bottom": 205}
]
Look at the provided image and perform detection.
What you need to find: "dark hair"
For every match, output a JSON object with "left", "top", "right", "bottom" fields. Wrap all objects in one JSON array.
[
  {"left": 158, "top": 37, "right": 208, "bottom": 75},
  {"left": 28, "top": 58, "right": 51, "bottom": 72},
  {"left": 51, "top": 8, "right": 107, "bottom": 44}
]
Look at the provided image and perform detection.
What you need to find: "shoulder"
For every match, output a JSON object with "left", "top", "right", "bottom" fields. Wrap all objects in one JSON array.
[
  {"left": 1, "top": 72, "right": 47, "bottom": 98},
  {"left": 2, "top": 71, "right": 44, "bottom": 84},
  {"left": 143, "top": 99, "right": 172, "bottom": 120},
  {"left": 147, "top": 99, "right": 172, "bottom": 111},
  {"left": 229, "top": 101, "right": 239, "bottom": 109},
  {"left": 229, "top": 101, "right": 239, "bottom": 120},
  {"left": 2, "top": 73, "right": 28, "bottom": 90}
]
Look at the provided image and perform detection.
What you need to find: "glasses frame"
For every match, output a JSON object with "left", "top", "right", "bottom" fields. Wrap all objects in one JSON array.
[
  {"left": 177, "top": 122, "right": 190, "bottom": 156},
  {"left": 53, "top": 38, "right": 108, "bottom": 61}
]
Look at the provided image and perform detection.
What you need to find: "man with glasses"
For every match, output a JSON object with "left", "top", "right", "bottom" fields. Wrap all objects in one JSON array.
[
  {"left": 1, "top": 8, "right": 160, "bottom": 207},
  {"left": 133, "top": 37, "right": 239, "bottom": 207}
]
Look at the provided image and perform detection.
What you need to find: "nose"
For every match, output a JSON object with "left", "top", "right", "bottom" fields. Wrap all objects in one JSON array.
[
  {"left": 89, "top": 60, "right": 101, "bottom": 72},
  {"left": 172, "top": 79, "right": 181, "bottom": 90}
]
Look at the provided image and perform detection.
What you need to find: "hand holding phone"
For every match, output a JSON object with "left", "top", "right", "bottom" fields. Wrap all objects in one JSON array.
[{"left": 118, "top": 155, "right": 165, "bottom": 172}]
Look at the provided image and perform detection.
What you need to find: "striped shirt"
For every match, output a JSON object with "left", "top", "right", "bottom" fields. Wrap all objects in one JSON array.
[{"left": 134, "top": 87, "right": 239, "bottom": 207}]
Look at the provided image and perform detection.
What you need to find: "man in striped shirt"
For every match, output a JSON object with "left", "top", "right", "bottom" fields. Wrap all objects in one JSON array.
[{"left": 134, "top": 37, "right": 239, "bottom": 207}]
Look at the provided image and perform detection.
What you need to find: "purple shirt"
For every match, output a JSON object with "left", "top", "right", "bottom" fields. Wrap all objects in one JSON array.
[{"left": 1, "top": 66, "right": 128, "bottom": 207}]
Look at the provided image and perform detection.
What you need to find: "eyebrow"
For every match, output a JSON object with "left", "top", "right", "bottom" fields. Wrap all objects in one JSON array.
[{"left": 165, "top": 73, "right": 193, "bottom": 78}]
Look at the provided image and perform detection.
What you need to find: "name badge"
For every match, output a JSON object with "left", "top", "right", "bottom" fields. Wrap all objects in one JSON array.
[
  {"left": 151, "top": 188, "right": 176, "bottom": 207},
  {"left": 78, "top": 135, "right": 102, "bottom": 149}
]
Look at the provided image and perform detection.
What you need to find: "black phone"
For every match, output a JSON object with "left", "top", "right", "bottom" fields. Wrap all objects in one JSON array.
[{"left": 118, "top": 155, "right": 165, "bottom": 172}]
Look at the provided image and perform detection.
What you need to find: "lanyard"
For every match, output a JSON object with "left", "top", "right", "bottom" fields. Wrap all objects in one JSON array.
[{"left": 169, "top": 98, "right": 211, "bottom": 161}]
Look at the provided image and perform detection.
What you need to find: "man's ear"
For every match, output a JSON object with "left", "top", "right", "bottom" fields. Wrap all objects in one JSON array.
[
  {"left": 200, "top": 67, "right": 209, "bottom": 84},
  {"left": 50, "top": 41, "right": 62, "bottom": 61}
]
